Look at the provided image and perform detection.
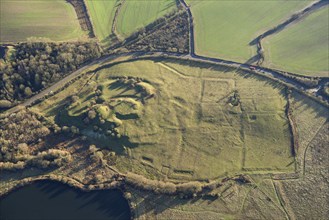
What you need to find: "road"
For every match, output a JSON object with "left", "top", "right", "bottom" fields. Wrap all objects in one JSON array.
[
  {"left": 2, "top": 0, "right": 328, "bottom": 115},
  {"left": 3, "top": 50, "right": 327, "bottom": 116},
  {"left": 3, "top": 54, "right": 122, "bottom": 114}
]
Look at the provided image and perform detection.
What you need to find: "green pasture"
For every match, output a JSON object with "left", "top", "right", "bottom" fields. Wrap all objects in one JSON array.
[
  {"left": 263, "top": 7, "right": 329, "bottom": 77},
  {"left": 116, "top": 0, "right": 177, "bottom": 37},
  {"left": 188, "top": 0, "right": 309, "bottom": 62},
  {"left": 85, "top": 0, "right": 118, "bottom": 46},
  {"left": 33, "top": 58, "right": 294, "bottom": 181},
  {"left": 0, "top": 0, "right": 85, "bottom": 42}
]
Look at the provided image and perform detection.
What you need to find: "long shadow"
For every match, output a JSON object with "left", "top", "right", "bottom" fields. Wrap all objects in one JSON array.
[
  {"left": 244, "top": 54, "right": 261, "bottom": 65},
  {"left": 133, "top": 190, "right": 200, "bottom": 218},
  {"left": 116, "top": 112, "right": 139, "bottom": 120},
  {"left": 0, "top": 46, "right": 6, "bottom": 59}
]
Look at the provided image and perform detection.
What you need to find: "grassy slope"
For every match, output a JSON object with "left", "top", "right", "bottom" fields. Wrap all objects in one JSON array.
[
  {"left": 0, "top": 0, "right": 85, "bottom": 42},
  {"left": 188, "top": 0, "right": 309, "bottom": 62},
  {"left": 263, "top": 7, "right": 329, "bottom": 77},
  {"left": 116, "top": 0, "right": 177, "bottom": 37},
  {"left": 85, "top": 0, "right": 118, "bottom": 46},
  {"left": 34, "top": 59, "right": 294, "bottom": 181}
]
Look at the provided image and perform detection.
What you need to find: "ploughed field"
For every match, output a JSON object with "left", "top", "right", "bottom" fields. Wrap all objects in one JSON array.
[
  {"left": 34, "top": 59, "right": 295, "bottom": 181},
  {"left": 0, "top": 0, "right": 85, "bottom": 42}
]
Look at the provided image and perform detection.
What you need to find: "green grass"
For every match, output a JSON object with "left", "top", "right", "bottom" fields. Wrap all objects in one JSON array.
[
  {"left": 116, "top": 0, "right": 177, "bottom": 37},
  {"left": 34, "top": 58, "right": 295, "bottom": 181},
  {"left": 85, "top": 0, "right": 118, "bottom": 46},
  {"left": 188, "top": 0, "right": 310, "bottom": 62},
  {"left": 0, "top": 0, "right": 86, "bottom": 42},
  {"left": 263, "top": 7, "right": 329, "bottom": 77}
]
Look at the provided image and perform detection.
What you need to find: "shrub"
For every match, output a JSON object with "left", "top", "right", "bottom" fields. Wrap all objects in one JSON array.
[
  {"left": 176, "top": 182, "right": 203, "bottom": 195},
  {"left": 0, "top": 100, "right": 12, "bottom": 109}
]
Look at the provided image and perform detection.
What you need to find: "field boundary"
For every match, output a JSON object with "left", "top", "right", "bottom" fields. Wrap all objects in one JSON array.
[
  {"left": 111, "top": 0, "right": 126, "bottom": 42},
  {"left": 273, "top": 180, "right": 294, "bottom": 220},
  {"left": 250, "top": 0, "right": 328, "bottom": 66},
  {"left": 67, "top": 0, "right": 96, "bottom": 38},
  {"left": 285, "top": 89, "right": 299, "bottom": 157},
  {"left": 178, "top": 0, "right": 194, "bottom": 55},
  {"left": 3, "top": 51, "right": 329, "bottom": 118}
]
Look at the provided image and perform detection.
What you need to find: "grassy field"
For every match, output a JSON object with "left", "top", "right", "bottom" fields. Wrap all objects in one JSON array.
[
  {"left": 85, "top": 0, "right": 118, "bottom": 46},
  {"left": 187, "top": 0, "right": 310, "bottom": 62},
  {"left": 0, "top": 0, "right": 85, "bottom": 42},
  {"left": 33, "top": 58, "right": 294, "bottom": 181},
  {"left": 263, "top": 7, "right": 329, "bottom": 77},
  {"left": 116, "top": 0, "right": 177, "bottom": 37}
]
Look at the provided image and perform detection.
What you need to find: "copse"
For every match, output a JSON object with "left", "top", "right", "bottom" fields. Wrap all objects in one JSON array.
[
  {"left": 0, "top": 109, "right": 50, "bottom": 162},
  {"left": 28, "top": 149, "right": 72, "bottom": 169},
  {"left": 0, "top": 42, "right": 101, "bottom": 102}
]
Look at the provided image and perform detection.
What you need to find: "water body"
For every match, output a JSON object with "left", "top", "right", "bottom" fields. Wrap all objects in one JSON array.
[{"left": 0, "top": 180, "right": 131, "bottom": 220}]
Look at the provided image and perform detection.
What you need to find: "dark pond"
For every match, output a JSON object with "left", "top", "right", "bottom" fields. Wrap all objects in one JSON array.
[{"left": 0, "top": 180, "right": 131, "bottom": 220}]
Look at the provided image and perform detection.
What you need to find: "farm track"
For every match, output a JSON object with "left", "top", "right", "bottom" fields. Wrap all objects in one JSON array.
[{"left": 250, "top": 0, "right": 328, "bottom": 65}]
